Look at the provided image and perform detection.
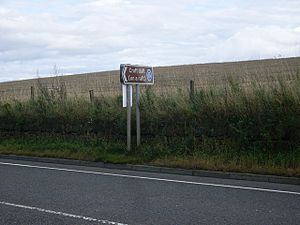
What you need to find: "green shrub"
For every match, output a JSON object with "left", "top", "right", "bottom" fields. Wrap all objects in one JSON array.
[{"left": 0, "top": 75, "right": 299, "bottom": 157}]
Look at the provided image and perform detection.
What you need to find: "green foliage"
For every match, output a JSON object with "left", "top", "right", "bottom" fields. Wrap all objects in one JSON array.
[{"left": 0, "top": 75, "right": 299, "bottom": 162}]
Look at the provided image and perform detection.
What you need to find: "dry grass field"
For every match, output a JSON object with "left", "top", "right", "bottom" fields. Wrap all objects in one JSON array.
[{"left": 0, "top": 57, "right": 299, "bottom": 101}]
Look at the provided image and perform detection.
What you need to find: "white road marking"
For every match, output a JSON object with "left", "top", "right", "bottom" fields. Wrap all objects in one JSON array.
[
  {"left": 0, "top": 201, "right": 128, "bottom": 225},
  {"left": 0, "top": 161, "right": 299, "bottom": 196}
]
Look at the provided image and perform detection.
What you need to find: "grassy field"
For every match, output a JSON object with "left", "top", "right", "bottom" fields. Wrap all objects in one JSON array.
[
  {"left": 0, "top": 70, "right": 299, "bottom": 177},
  {"left": 0, "top": 57, "right": 300, "bottom": 101}
]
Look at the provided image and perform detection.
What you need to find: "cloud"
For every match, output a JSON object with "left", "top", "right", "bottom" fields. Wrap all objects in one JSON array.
[
  {"left": 207, "top": 26, "right": 300, "bottom": 61},
  {"left": 0, "top": 0, "right": 300, "bottom": 82}
]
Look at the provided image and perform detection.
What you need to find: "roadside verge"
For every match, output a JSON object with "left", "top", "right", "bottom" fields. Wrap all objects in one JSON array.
[{"left": 0, "top": 154, "right": 299, "bottom": 185}]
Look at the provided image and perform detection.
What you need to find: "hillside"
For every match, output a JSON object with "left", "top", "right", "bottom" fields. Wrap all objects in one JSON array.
[{"left": 0, "top": 57, "right": 299, "bottom": 101}]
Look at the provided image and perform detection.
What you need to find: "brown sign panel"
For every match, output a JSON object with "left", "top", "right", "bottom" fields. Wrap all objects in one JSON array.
[{"left": 120, "top": 64, "right": 154, "bottom": 85}]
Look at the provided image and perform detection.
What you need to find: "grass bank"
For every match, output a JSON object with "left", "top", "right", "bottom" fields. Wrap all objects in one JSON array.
[
  {"left": 0, "top": 74, "right": 299, "bottom": 176},
  {"left": 0, "top": 134, "right": 299, "bottom": 177}
]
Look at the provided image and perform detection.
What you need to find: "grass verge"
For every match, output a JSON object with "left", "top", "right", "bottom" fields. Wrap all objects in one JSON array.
[{"left": 0, "top": 134, "right": 299, "bottom": 177}]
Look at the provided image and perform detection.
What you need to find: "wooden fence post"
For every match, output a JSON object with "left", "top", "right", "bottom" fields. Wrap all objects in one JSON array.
[
  {"left": 89, "top": 90, "right": 94, "bottom": 103},
  {"left": 189, "top": 80, "right": 194, "bottom": 101},
  {"left": 60, "top": 83, "right": 67, "bottom": 100},
  {"left": 30, "top": 86, "right": 35, "bottom": 100}
]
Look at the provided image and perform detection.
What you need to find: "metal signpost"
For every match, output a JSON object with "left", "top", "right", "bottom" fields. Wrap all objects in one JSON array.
[{"left": 120, "top": 64, "right": 154, "bottom": 151}]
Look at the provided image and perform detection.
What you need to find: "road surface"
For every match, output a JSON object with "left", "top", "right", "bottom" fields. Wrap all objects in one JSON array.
[{"left": 0, "top": 158, "right": 299, "bottom": 225}]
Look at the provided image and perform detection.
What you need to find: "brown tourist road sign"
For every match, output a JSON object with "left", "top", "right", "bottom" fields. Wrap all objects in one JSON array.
[
  {"left": 120, "top": 64, "right": 154, "bottom": 151},
  {"left": 120, "top": 64, "right": 154, "bottom": 85}
]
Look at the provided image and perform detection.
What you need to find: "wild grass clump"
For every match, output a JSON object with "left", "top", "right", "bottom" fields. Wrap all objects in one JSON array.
[
  {"left": 0, "top": 74, "right": 299, "bottom": 175},
  {"left": 140, "top": 74, "right": 300, "bottom": 154}
]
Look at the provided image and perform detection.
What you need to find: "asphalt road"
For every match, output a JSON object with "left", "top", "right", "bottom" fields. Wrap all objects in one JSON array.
[{"left": 0, "top": 159, "right": 299, "bottom": 225}]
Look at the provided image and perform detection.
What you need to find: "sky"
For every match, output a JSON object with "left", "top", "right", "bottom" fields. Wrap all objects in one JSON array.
[{"left": 0, "top": 0, "right": 300, "bottom": 82}]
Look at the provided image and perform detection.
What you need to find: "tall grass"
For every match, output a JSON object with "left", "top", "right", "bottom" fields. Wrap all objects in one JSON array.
[{"left": 0, "top": 74, "right": 299, "bottom": 174}]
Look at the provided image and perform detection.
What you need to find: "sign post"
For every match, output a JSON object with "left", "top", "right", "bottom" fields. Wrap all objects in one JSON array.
[
  {"left": 120, "top": 64, "right": 154, "bottom": 150},
  {"left": 127, "top": 84, "right": 131, "bottom": 151},
  {"left": 136, "top": 84, "right": 140, "bottom": 146}
]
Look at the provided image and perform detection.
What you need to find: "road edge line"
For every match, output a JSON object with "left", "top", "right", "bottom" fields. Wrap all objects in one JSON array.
[{"left": 0, "top": 154, "right": 299, "bottom": 185}]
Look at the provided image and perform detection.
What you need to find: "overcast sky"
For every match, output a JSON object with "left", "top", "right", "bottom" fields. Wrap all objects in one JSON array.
[{"left": 0, "top": 0, "right": 300, "bottom": 82}]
